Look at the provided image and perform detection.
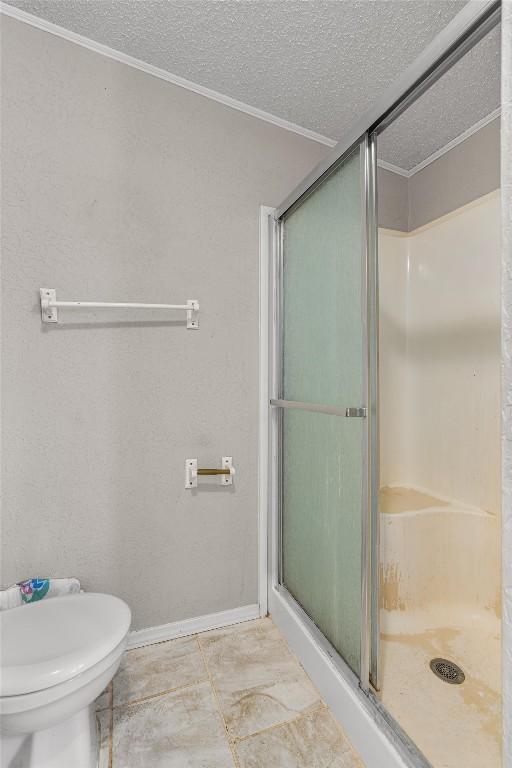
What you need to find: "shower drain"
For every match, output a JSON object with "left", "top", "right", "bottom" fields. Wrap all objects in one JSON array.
[{"left": 429, "top": 658, "right": 465, "bottom": 685}]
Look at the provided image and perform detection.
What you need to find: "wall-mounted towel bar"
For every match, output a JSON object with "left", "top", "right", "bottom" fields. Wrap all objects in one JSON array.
[
  {"left": 40, "top": 289, "right": 199, "bottom": 328},
  {"left": 185, "top": 457, "right": 235, "bottom": 488}
]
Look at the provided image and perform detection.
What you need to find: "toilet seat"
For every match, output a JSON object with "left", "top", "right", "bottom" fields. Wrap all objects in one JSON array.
[
  {"left": 0, "top": 593, "right": 131, "bottom": 697},
  {"left": 0, "top": 636, "right": 125, "bottom": 718}
]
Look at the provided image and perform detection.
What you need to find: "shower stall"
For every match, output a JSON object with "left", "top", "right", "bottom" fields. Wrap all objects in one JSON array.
[{"left": 264, "top": 3, "right": 503, "bottom": 766}]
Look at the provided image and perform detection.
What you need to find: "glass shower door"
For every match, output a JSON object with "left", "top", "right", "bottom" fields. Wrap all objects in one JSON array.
[{"left": 274, "top": 142, "right": 368, "bottom": 678}]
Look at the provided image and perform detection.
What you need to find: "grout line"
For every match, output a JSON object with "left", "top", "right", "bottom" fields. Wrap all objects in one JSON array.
[
  {"left": 261, "top": 619, "right": 365, "bottom": 767},
  {"left": 324, "top": 711, "right": 366, "bottom": 768},
  {"left": 233, "top": 701, "right": 327, "bottom": 744},
  {"left": 113, "top": 678, "right": 210, "bottom": 709},
  {"left": 195, "top": 617, "right": 328, "bottom": 757},
  {"left": 108, "top": 617, "right": 362, "bottom": 766},
  {"left": 96, "top": 681, "right": 113, "bottom": 712},
  {"left": 108, "top": 685, "right": 113, "bottom": 768},
  {"left": 196, "top": 634, "right": 240, "bottom": 768},
  {"left": 257, "top": 617, "right": 327, "bottom": 707}
]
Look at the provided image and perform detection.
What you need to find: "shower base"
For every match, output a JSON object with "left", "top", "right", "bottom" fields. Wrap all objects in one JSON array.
[
  {"left": 380, "top": 617, "right": 500, "bottom": 768},
  {"left": 378, "top": 486, "right": 501, "bottom": 768}
]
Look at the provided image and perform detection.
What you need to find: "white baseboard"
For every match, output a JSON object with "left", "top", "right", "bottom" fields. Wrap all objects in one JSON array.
[{"left": 127, "top": 603, "right": 261, "bottom": 650}]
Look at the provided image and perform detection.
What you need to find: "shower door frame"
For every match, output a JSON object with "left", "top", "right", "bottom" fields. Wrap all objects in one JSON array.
[
  {"left": 268, "top": 132, "right": 377, "bottom": 693},
  {"left": 263, "top": 2, "right": 502, "bottom": 766}
]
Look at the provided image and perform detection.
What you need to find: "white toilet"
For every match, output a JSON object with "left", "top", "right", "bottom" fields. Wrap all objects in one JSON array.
[{"left": 0, "top": 592, "right": 131, "bottom": 768}]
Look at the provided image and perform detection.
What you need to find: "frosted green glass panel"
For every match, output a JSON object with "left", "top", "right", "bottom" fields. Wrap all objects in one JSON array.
[
  {"left": 280, "top": 145, "right": 365, "bottom": 677},
  {"left": 282, "top": 409, "right": 363, "bottom": 675},
  {"left": 283, "top": 149, "right": 363, "bottom": 406}
]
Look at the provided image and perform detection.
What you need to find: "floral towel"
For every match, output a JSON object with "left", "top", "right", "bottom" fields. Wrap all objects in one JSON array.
[
  {"left": 19, "top": 578, "right": 50, "bottom": 603},
  {"left": 0, "top": 577, "right": 81, "bottom": 610}
]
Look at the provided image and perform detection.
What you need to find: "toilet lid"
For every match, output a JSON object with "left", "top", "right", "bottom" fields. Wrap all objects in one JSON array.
[{"left": 0, "top": 592, "right": 131, "bottom": 696}]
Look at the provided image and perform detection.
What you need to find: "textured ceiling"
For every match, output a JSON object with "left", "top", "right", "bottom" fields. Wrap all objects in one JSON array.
[
  {"left": 6, "top": 0, "right": 500, "bottom": 169},
  {"left": 378, "top": 22, "right": 500, "bottom": 170}
]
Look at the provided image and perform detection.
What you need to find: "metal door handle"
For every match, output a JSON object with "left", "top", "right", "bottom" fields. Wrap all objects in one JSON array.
[
  {"left": 345, "top": 407, "right": 367, "bottom": 417},
  {"left": 269, "top": 399, "right": 366, "bottom": 417}
]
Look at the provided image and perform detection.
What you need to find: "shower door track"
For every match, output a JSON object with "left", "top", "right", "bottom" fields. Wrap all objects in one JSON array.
[
  {"left": 263, "top": 2, "right": 502, "bottom": 768},
  {"left": 270, "top": 583, "right": 434, "bottom": 768}
]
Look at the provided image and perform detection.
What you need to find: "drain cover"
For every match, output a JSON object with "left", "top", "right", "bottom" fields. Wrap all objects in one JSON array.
[{"left": 430, "top": 658, "right": 465, "bottom": 684}]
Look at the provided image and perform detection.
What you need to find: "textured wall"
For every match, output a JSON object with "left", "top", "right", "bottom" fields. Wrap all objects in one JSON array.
[
  {"left": 501, "top": 3, "right": 512, "bottom": 764},
  {"left": 0, "top": 17, "right": 328, "bottom": 630},
  {"left": 377, "top": 168, "right": 409, "bottom": 233}
]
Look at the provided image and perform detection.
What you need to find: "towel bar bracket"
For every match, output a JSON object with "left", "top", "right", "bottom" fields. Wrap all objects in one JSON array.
[
  {"left": 40, "top": 289, "right": 58, "bottom": 323},
  {"left": 186, "top": 300, "right": 199, "bottom": 329}
]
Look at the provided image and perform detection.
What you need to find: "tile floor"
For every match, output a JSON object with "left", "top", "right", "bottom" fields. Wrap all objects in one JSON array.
[{"left": 96, "top": 617, "right": 365, "bottom": 767}]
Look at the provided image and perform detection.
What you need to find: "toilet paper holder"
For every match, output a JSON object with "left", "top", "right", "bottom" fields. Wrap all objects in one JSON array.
[{"left": 185, "top": 457, "right": 235, "bottom": 488}]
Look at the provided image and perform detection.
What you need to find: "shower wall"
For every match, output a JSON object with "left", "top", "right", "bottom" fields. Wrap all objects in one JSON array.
[
  {"left": 405, "top": 193, "right": 500, "bottom": 512},
  {"left": 378, "top": 233, "right": 408, "bottom": 490},
  {"left": 378, "top": 182, "right": 502, "bottom": 767},
  {"left": 379, "top": 191, "right": 501, "bottom": 514}
]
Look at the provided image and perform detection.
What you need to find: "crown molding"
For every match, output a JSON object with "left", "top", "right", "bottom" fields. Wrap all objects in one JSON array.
[
  {"left": 378, "top": 106, "right": 501, "bottom": 179},
  {"left": 406, "top": 106, "right": 501, "bottom": 176},
  {"left": 0, "top": 2, "right": 337, "bottom": 150},
  {"left": 376, "top": 159, "right": 410, "bottom": 178},
  {"left": 1, "top": 3, "right": 499, "bottom": 178}
]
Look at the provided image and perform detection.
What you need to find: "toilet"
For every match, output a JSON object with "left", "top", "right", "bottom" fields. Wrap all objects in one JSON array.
[{"left": 0, "top": 592, "right": 131, "bottom": 768}]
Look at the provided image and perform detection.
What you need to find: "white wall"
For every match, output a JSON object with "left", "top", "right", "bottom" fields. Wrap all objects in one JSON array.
[
  {"left": 379, "top": 191, "right": 501, "bottom": 514},
  {"left": 377, "top": 232, "right": 408, "bottom": 487},
  {"left": 0, "top": 17, "right": 328, "bottom": 630}
]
